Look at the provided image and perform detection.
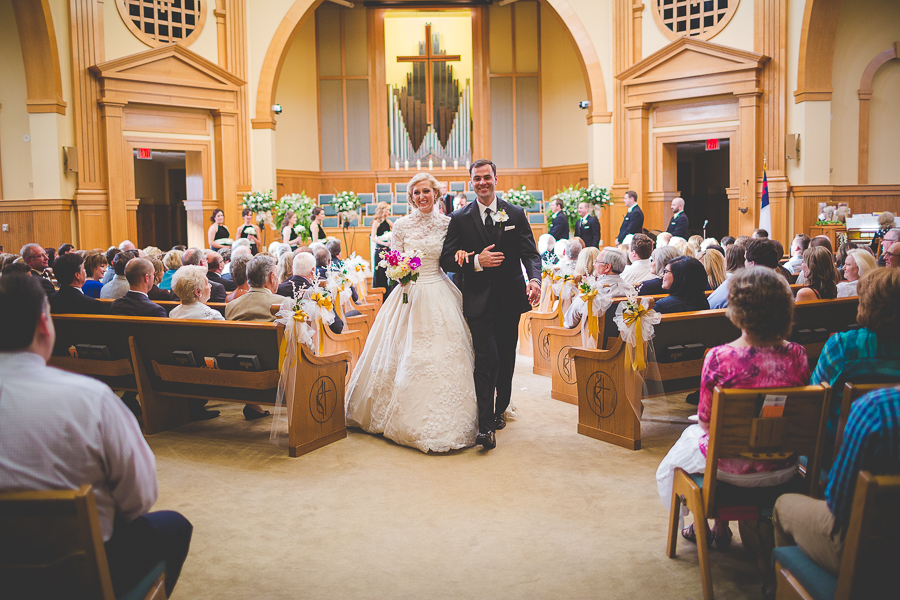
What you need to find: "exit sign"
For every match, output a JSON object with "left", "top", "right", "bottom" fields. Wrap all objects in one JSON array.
[
  {"left": 137, "top": 148, "right": 152, "bottom": 160},
  {"left": 706, "top": 139, "right": 720, "bottom": 151}
]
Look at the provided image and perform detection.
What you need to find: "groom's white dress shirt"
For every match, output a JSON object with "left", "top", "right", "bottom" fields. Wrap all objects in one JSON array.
[{"left": 0, "top": 351, "right": 158, "bottom": 541}]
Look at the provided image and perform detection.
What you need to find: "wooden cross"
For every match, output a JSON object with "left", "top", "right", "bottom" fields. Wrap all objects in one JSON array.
[{"left": 396, "top": 24, "right": 460, "bottom": 126}]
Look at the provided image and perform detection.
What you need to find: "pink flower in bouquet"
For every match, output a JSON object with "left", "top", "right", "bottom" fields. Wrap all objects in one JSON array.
[
  {"left": 408, "top": 256, "right": 421, "bottom": 270},
  {"left": 385, "top": 250, "right": 401, "bottom": 267}
]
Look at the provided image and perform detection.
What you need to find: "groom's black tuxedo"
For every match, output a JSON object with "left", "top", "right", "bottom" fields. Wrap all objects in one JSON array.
[{"left": 440, "top": 198, "right": 541, "bottom": 437}]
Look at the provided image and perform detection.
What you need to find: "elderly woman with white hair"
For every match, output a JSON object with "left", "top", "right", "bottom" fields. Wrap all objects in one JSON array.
[
  {"left": 836, "top": 248, "right": 877, "bottom": 298},
  {"left": 170, "top": 265, "right": 225, "bottom": 320},
  {"left": 538, "top": 234, "right": 558, "bottom": 265}
]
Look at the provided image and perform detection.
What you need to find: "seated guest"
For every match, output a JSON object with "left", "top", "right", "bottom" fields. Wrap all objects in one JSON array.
[
  {"left": 709, "top": 239, "right": 780, "bottom": 309},
  {"left": 19, "top": 243, "right": 55, "bottom": 296},
  {"left": 697, "top": 249, "right": 726, "bottom": 290},
  {"left": 656, "top": 231, "right": 673, "bottom": 247},
  {"left": 0, "top": 275, "right": 192, "bottom": 597},
  {"left": 101, "top": 250, "right": 139, "bottom": 299},
  {"left": 277, "top": 252, "right": 316, "bottom": 298},
  {"left": 206, "top": 250, "right": 236, "bottom": 292},
  {"left": 870, "top": 210, "right": 895, "bottom": 254},
  {"left": 654, "top": 256, "right": 710, "bottom": 314},
  {"left": 159, "top": 249, "right": 183, "bottom": 290},
  {"left": 725, "top": 244, "right": 745, "bottom": 278},
  {"left": 810, "top": 269, "right": 900, "bottom": 451},
  {"left": 453, "top": 191, "right": 468, "bottom": 212},
  {"left": 225, "top": 254, "right": 284, "bottom": 322},
  {"left": 170, "top": 266, "right": 224, "bottom": 321},
  {"left": 225, "top": 254, "right": 251, "bottom": 303},
  {"left": 277, "top": 250, "right": 294, "bottom": 284},
  {"left": 146, "top": 257, "right": 172, "bottom": 301},
  {"left": 881, "top": 228, "right": 900, "bottom": 268},
  {"left": 621, "top": 233, "right": 654, "bottom": 284},
  {"left": 101, "top": 240, "right": 136, "bottom": 285},
  {"left": 48, "top": 253, "right": 108, "bottom": 315},
  {"left": 638, "top": 245, "right": 681, "bottom": 295},
  {"left": 0, "top": 252, "right": 21, "bottom": 271},
  {"left": 538, "top": 234, "right": 558, "bottom": 265},
  {"left": 81, "top": 250, "right": 108, "bottom": 298},
  {"left": 785, "top": 234, "right": 810, "bottom": 274},
  {"left": 657, "top": 267, "right": 809, "bottom": 547},
  {"left": 326, "top": 239, "right": 344, "bottom": 271},
  {"left": 771, "top": 239, "right": 794, "bottom": 281},
  {"left": 835, "top": 242, "right": 852, "bottom": 276},
  {"left": 836, "top": 248, "right": 877, "bottom": 298},
  {"left": 217, "top": 247, "right": 232, "bottom": 280},
  {"left": 573, "top": 246, "right": 600, "bottom": 281},
  {"left": 772, "top": 386, "right": 900, "bottom": 583},
  {"left": 180, "top": 248, "right": 226, "bottom": 302},
  {"left": 796, "top": 246, "right": 839, "bottom": 301},
  {"left": 687, "top": 235, "right": 703, "bottom": 256},
  {"left": 109, "top": 259, "right": 167, "bottom": 318},
  {"left": 564, "top": 247, "right": 635, "bottom": 329},
  {"left": 314, "top": 247, "right": 331, "bottom": 280},
  {"left": 752, "top": 228, "right": 768, "bottom": 239},
  {"left": 720, "top": 235, "right": 735, "bottom": 247},
  {"left": 556, "top": 239, "right": 582, "bottom": 275}
]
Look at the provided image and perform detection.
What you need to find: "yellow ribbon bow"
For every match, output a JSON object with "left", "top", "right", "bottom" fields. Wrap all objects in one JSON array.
[
  {"left": 309, "top": 293, "right": 333, "bottom": 354},
  {"left": 581, "top": 289, "right": 599, "bottom": 343},
  {"left": 355, "top": 264, "right": 367, "bottom": 295},
  {"left": 278, "top": 309, "right": 310, "bottom": 372},
  {"left": 622, "top": 303, "right": 649, "bottom": 371}
]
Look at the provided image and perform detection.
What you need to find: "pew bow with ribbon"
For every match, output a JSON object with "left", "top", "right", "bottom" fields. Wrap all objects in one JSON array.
[
  {"left": 271, "top": 296, "right": 317, "bottom": 444},
  {"left": 307, "top": 291, "right": 335, "bottom": 354},
  {"left": 613, "top": 297, "right": 661, "bottom": 372}
]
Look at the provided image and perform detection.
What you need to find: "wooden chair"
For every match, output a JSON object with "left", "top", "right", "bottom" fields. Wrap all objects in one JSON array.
[
  {"left": 0, "top": 485, "right": 166, "bottom": 600},
  {"left": 667, "top": 384, "right": 832, "bottom": 600},
  {"left": 774, "top": 472, "right": 900, "bottom": 600}
]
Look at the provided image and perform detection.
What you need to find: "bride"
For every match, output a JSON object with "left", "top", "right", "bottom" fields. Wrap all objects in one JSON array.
[{"left": 345, "top": 173, "right": 478, "bottom": 452}]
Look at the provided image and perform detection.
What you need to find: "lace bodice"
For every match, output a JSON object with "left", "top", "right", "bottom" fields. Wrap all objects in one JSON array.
[{"left": 391, "top": 209, "right": 449, "bottom": 281}]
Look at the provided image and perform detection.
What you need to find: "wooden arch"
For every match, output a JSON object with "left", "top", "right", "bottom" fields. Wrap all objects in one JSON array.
[
  {"left": 252, "top": 0, "right": 610, "bottom": 129},
  {"left": 795, "top": 0, "right": 842, "bottom": 103},
  {"left": 858, "top": 42, "right": 899, "bottom": 184},
  {"left": 10, "top": 0, "right": 66, "bottom": 114}
]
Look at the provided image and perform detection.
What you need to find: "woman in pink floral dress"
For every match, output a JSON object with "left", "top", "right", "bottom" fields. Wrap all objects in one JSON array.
[{"left": 656, "top": 267, "right": 810, "bottom": 548}]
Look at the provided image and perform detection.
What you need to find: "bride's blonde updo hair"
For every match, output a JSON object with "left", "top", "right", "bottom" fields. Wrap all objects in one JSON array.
[{"left": 406, "top": 172, "right": 441, "bottom": 211}]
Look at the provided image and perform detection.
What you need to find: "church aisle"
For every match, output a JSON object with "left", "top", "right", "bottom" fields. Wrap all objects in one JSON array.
[{"left": 148, "top": 355, "right": 762, "bottom": 599}]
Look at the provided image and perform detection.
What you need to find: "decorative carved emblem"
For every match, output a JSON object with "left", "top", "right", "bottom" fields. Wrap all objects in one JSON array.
[
  {"left": 585, "top": 371, "right": 617, "bottom": 418},
  {"left": 557, "top": 346, "right": 576, "bottom": 384},
  {"left": 540, "top": 331, "right": 551, "bottom": 360},
  {"left": 309, "top": 376, "right": 337, "bottom": 424}
]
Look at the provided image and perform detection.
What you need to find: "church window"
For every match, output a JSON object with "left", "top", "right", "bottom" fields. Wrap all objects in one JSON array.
[
  {"left": 653, "top": 0, "right": 739, "bottom": 42},
  {"left": 116, "top": 0, "right": 207, "bottom": 48}
]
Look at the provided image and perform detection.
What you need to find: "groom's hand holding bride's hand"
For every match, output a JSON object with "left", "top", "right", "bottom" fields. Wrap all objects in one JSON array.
[{"left": 526, "top": 280, "right": 541, "bottom": 305}]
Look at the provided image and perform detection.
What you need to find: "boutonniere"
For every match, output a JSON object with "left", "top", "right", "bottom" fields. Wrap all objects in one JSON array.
[{"left": 491, "top": 209, "right": 509, "bottom": 224}]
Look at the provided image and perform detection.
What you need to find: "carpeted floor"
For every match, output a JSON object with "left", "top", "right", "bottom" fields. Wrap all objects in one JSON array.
[{"left": 149, "top": 354, "right": 765, "bottom": 599}]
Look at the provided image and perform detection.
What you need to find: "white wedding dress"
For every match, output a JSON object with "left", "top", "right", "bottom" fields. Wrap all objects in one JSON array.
[{"left": 345, "top": 208, "right": 478, "bottom": 452}]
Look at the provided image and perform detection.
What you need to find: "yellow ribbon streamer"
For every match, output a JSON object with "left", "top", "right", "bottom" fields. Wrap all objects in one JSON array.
[
  {"left": 334, "top": 284, "right": 345, "bottom": 318},
  {"left": 355, "top": 264, "right": 367, "bottom": 296},
  {"left": 558, "top": 275, "right": 574, "bottom": 327},
  {"left": 622, "top": 303, "right": 649, "bottom": 371},
  {"left": 309, "top": 293, "right": 333, "bottom": 354},
  {"left": 581, "top": 289, "right": 599, "bottom": 343},
  {"left": 278, "top": 310, "right": 309, "bottom": 371}
]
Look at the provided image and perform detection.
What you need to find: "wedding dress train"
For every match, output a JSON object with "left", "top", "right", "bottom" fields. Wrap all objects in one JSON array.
[{"left": 345, "top": 208, "right": 478, "bottom": 452}]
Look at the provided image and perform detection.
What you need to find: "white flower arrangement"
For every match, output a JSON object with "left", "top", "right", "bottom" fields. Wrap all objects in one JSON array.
[
  {"left": 242, "top": 189, "right": 277, "bottom": 230},
  {"left": 581, "top": 184, "right": 612, "bottom": 208},
  {"left": 503, "top": 185, "right": 538, "bottom": 209},
  {"left": 333, "top": 191, "right": 361, "bottom": 226},
  {"left": 277, "top": 192, "right": 316, "bottom": 240},
  {"left": 491, "top": 209, "right": 509, "bottom": 224}
]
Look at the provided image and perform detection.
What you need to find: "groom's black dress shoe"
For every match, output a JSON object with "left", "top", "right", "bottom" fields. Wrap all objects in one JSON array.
[
  {"left": 476, "top": 430, "right": 496, "bottom": 449},
  {"left": 494, "top": 413, "right": 507, "bottom": 430}
]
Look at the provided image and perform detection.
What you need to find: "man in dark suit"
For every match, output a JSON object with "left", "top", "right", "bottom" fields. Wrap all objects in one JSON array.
[
  {"left": 49, "top": 253, "right": 108, "bottom": 315},
  {"left": 667, "top": 196, "right": 689, "bottom": 238},
  {"left": 616, "top": 190, "right": 644, "bottom": 244},
  {"left": 439, "top": 182, "right": 455, "bottom": 215},
  {"left": 440, "top": 159, "right": 541, "bottom": 450},
  {"left": 574, "top": 202, "right": 601, "bottom": 247},
  {"left": 20, "top": 243, "right": 55, "bottom": 296},
  {"left": 110, "top": 259, "right": 167, "bottom": 318},
  {"left": 547, "top": 198, "right": 569, "bottom": 241},
  {"left": 206, "top": 250, "right": 236, "bottom": 292}
]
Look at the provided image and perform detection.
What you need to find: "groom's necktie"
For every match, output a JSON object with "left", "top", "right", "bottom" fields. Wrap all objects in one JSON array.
[{"left": 484, "top": 208, "right": 494, "bottom": 236}]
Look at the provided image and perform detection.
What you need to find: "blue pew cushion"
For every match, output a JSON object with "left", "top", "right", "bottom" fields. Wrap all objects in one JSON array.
[
  {"left": 773, "top": 546, "right": 838, "bottom": 600},
  {"left": 118, "top": 560, "right": 166, "bottom": 600}
]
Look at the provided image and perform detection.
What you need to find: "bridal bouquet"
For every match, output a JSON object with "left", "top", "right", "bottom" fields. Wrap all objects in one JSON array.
[
  {"left": 379, "top": 249, "right": 421, "bottom": 304},
  {"left": 374, "top": 231, "right": 392, "bottom": 246}
]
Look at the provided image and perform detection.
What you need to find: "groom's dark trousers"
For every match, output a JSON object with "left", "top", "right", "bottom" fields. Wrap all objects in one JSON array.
[{"left": 440, "top": 199, "right": 541, "bottom": 433}]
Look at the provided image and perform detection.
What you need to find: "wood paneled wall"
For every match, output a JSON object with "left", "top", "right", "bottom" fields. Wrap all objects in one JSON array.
[
  {"left": 792, "top": 185, "right": 900, "bottom": 237},
  {"left": 0, "top": 200, "right": 73, "bottom": 253},
  {"left": 276, "top": 164, "right": 588, "bottom": 198}
]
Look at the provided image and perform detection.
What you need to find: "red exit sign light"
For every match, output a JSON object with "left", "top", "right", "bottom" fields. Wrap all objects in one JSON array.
[
  {"left": 137, "top": 148, "right": 152, "bottom": 160},
  {"left": 706, "top": 139, "right": 720, "bottom": 151}
]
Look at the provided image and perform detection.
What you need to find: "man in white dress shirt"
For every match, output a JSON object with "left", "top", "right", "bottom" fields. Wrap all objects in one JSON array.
[
  {"left": 0, "top": 274, "right": 192, "bottom": 597},
  {"left": 620, "top": 233, "right": 654, "bottom": 284}
]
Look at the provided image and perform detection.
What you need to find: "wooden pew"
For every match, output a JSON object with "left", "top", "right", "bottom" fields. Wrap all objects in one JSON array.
[
  {"left": 568, "top": 297, "right": 860, "bottom": 451},
  {"left": 49, "top": 314, "right": 350, "bottom": 457},
  {"left": 518, "top": 312, "right": 534, "bottom": 357}
]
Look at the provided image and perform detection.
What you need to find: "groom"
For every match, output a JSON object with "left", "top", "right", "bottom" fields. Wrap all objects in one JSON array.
[{"left": 440, "top": 160, "right": 542, "bottom": 449}]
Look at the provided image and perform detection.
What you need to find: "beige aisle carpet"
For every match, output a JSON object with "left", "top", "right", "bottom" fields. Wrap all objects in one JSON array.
[{"left": 149, "top": 354, "right": 764, "bottom": 599}]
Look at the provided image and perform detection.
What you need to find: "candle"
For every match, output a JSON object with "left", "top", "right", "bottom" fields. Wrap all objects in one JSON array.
[
  {"left": 453, "top": 159, "right": 458, "bottom": 169},
  {"left": 395, "top": 161, "right": 399, "bottom": 171},
  {"left": 416, "top": 159, "right": 421, "bottom": 170},
  {"left": 442, "top": 159, "right": 446, "bottom": 170},
  {"left": 465, "top": 160, "right": 470, "bottom": 171},
  {"left": 404, "top": 160, "right": 409, "bottom": 171},
  {"left": 428, "top": 158, "right": 433, "bottom": 170}
]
